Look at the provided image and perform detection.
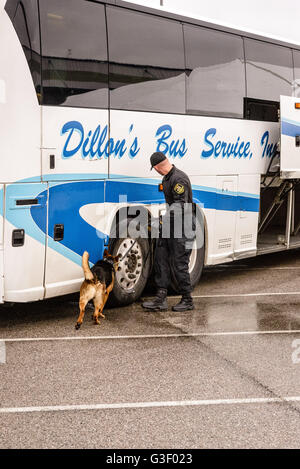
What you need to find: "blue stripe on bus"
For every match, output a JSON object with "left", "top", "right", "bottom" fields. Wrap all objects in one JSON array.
[
  {"left": 108, "top": 175, "right": 260, "bottom": 200},
  {"left": 0, "top": 177, "right": 260, "bottom": 218},
  {"left": 282, "top": 119, "right": 300, "bottom": 137},
  {"left": 0, "top": 176, "right": 260, "bottom": 267},
  {"left": 105, "top": 180, "right": 259, "bottom": 212},
  {"left": 11, "top": 173, "right": 260, "bottom": 204},
  {"left": 32, "top": 179, "right": 259, "bottom": 265}
]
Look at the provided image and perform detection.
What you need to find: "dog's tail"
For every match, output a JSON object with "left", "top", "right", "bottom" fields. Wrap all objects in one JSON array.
[{"left": 82, "top": 251, "right": 94, "bottom": 281}]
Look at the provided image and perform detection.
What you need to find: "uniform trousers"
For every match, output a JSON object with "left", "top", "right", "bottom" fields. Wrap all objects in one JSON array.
[{"left": 154, "top": 237, "right": 192, "bottom": 295}]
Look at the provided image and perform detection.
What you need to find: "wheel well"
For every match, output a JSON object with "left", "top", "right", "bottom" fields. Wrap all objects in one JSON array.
[
  {"left": 108, "top": 204, "right": 207, "bottom": 264},
  {"left": 108, "top": 205, "right": 153, "bottom": 242}
]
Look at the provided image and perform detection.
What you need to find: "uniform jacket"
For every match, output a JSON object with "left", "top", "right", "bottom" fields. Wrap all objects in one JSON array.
[
  {"left": 161, "top": 165, "right": 195, "bottom": 239},
  {"left": 162, "top": 165, "right": 193, "bottom": 206}
]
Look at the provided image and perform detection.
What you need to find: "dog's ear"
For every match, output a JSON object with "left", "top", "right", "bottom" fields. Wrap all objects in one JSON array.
[
  {"left": 103, "top": 249, "right": 108, "bottom": 258},
  {"left": 113, "top": 253, "right": 122, "bottom": 262}
]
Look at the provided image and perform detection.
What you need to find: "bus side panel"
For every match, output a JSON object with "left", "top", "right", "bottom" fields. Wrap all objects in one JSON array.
[
  {"left": 0, "top": 184, "right": 4, "bottom": 303},
  {"left": 0, "top": 8, "right": 41, "bottom": 183},
  {"left": 41, "top": 107, "right": 109, "bottom": 182},
  {"left": 109, "top": 110, "right": 190, "bottom": 180},
  {"left": 4, "top": 183, "right": 47, "bottom": 302},
  {"left": 108, "top": 110, "right": 280, "bottom": 179}
]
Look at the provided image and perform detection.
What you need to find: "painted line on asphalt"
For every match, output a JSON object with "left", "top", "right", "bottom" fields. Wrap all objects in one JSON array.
[
  {"left": 173, "top": 291, "right": 300, "bottom": 299},
  {"left": 0, "top": 341, "right": 6, "bottom": 364},
  {"left": 1, "top": 396, "right": 300, "bottom": 414},
  {"left": 206, "top": 266, "right": 300, "bottom": 271},
  {"left": 1, "top": 329, "right": 300, "bottom": 344}
]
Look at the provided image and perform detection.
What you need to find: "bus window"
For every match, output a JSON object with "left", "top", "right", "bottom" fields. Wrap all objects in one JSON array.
[
  {"left": 293, "top": 50, "right": 300, "bottom": 98},
  {"left": 244, "top": 97, "right": 279, "bottom": 122},
  {"left": 107, "top": 6, "right": 185, "bottom": 114},
  {"left": 39, "top": 0, "right": 108, "bottom": 108},
  {"left": 244, "top": 39, "right": 293, "bottom": 102},
  {"left": 5, "top": 0, "right": 41, "bottom": 101},
  {"left": 183, "top": 25, "right": 245, "bottom": 118}
]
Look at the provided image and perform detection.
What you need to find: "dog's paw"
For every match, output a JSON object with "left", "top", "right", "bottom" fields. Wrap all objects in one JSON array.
[{"left": 75, "top": 322, "right": 81, "bottom": 330}]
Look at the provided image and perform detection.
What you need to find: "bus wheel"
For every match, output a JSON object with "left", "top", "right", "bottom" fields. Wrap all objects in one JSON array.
[
  {"left": 108, "top": 237, "right": 151, "bottom": 306},
  {"left": 170, "top": 238, "right": 205, "bottom": 293}
]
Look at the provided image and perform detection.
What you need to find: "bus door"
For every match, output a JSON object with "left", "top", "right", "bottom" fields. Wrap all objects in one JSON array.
[
  {"left": 280, "top": 95, "right": 300, "bottom": 179},
  {"left": 3, "top": 183, "right": 47, "bottom": 302}
]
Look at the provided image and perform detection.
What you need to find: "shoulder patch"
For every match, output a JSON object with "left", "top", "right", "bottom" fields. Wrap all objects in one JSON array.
[{"left": 173, "top": 183, "right": 185, "bottom": 195}]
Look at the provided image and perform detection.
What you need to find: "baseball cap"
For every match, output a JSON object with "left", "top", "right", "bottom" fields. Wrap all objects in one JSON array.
[{"left": 150, "top": 152, "right": 167, "bottom": 170}]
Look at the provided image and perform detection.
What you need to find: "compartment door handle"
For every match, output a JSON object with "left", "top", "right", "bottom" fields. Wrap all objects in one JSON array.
[{"left": 53, "top": 224, "right": 64, "bottom": 241}]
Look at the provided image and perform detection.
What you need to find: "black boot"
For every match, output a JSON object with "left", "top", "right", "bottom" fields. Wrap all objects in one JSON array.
[
  {"left": 172, "top": 294, "right": 194, "bottom": 312},
  {"left": 142, "top": 288, "right": 168, "bottom": 312}
]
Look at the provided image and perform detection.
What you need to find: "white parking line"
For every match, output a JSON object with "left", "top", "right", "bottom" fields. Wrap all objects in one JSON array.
[
  {"left": 207, "top": 266, "right": 300, "bottom": 271},
  {"left": 1, "top": 396, "right": 300, "bottom": 414},
  {"left": 1, "top": 329, "right": 300, "bottom": 344},
  {"left": 0, "top": 341, "right": 6, "bottom": 364},
  {"left": 173, "top": 291, "right": 300, "bottom": 299}
]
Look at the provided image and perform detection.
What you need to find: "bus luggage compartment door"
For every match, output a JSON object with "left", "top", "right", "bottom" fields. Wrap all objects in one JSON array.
[
  {"left": 280, "top": 95, "right": 300, "bottom": 179},
  {"left": 44, "top": 180, "right": 106, "bottom": 299},
  {"left": 4, "top": 183, "right": 47, "bottom": 302},
  {"left": 213, "top": 176, "right": 238, "bottom": 263}
]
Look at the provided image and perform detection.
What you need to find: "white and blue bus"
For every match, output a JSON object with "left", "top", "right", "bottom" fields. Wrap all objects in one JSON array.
[{"left": 1, "top": 0, "right": 300, "bottom": 305}]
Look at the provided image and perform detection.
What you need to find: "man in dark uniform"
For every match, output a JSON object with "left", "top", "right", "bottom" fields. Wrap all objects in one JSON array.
[{"left": 142, "top": 152, "right": 195, "bottom": 312}]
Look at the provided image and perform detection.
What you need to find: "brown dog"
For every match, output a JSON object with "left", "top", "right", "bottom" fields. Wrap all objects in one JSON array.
[{"left": 75, "top": 249, "right": 121, "bottom": 330}]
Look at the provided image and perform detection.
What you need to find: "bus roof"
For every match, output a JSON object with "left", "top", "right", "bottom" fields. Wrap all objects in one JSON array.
[
  {"left": 3, "top": 0, "right": 300, "bottom": 51},
  {"left": 114, "top": 0, "right": 300, "bottom": 51}
]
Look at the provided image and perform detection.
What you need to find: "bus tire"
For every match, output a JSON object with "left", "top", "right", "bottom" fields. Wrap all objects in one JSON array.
[{"left": 108, "top": 236, "right": 151, "bottom": 306}]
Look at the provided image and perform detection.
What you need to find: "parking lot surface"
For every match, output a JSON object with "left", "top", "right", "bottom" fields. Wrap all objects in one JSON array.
[{"left": 1, "top": 249, "right": 300, "bottom": 448}]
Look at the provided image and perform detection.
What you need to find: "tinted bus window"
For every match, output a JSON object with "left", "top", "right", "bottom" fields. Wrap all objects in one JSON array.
[
  {"left": 245, "top": 39, "right": 293, "bottom": 102},
  {"left": 5, "top": 0, "right": 41, "bottom": 101},
  {"left": 39, "top": 0, "right": 108, "bottom": 107},
  {"left": 107, "top": 6, "right": 185, "bottom": 114},
  {"left": 184, "top": 25, "right": 245, "bottom": 118},
  {"left": 293, "top": 50, "right": 300, "bottom": 98}
]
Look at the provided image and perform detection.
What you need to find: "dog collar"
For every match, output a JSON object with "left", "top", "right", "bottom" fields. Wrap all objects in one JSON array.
[{"left": 103, "top": 258, "right": 115, "bottom": 267}]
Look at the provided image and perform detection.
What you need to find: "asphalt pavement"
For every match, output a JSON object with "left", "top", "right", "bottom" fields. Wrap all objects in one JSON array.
[{"left": 1, "top": 249, "right": 300, "bottom": 449}]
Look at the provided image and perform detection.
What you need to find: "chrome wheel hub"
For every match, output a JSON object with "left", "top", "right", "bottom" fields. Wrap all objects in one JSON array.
[{"left": 116, "top": 239, "right": 143, "bottom": 292}]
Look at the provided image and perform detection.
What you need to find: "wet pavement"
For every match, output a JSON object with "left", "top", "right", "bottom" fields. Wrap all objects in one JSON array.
[{"left": 1, "top": 249, "right": 300, "bottom": 448}]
